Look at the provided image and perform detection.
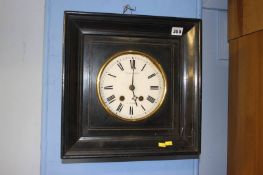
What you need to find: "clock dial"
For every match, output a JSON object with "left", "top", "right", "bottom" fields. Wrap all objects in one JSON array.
[{"left": 97, "top": 51, "right": 167, "bottom": 122}]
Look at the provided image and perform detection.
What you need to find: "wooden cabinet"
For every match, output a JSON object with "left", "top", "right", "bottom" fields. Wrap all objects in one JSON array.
[
  {"left": 228, "top": 0, "right": 263, "bottom": 175},
  {"left": 228, "top": 31, "right": 263, "bottom": 175},
  {"left": 228, "top": 0, "right": 263, "bottom": 39}
]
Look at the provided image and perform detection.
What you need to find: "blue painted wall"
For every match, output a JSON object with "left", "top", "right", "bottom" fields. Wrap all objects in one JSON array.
[
  {"left": 199, "top": 1, "right": 229, "bottom": 175},
  {"left": 41, "top": 0, "right": 228, "bottom": 175},
  {"left": 200, "top": 9, "right": 228, "bottom": 175}
]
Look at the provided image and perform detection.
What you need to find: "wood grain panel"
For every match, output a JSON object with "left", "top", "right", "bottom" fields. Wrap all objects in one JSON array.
[
  {"left": 228, "top": 0, "right": 263, "bottom": 40},
  {"left": 258, "top": 42, "right": 263, "bottom": 175},
  {"left": 228, "top": 31, "right": 263, "bottom": 175},
  {"left": 243, "top": 0, "right": 263, "bottom": 37},
  {"left": 228, "top": 0, "right": 243, "bottom": 40}
]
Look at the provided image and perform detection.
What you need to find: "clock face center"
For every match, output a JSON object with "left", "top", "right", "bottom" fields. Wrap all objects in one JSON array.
[
  {"left": 129, "top": 85, "right": 135, "bottom": 91},
  {"left": 97, "top": 51, "right": 167, "bottom": 122}
]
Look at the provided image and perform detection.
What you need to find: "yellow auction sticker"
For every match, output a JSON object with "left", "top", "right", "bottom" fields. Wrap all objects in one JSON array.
[
  {"left": 165, "top": 141, "right": 173, "bottom": 146},
  {"left": 158, "top": 141, "right": 173, "bottom": 148},
  {"left": 158, "top": 142, "right": 166, "bottom": 147}
]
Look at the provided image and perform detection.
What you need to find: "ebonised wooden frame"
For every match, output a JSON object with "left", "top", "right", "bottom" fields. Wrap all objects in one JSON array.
[{"left": 61, "top": 11, "right": 202, "bottom": 161}]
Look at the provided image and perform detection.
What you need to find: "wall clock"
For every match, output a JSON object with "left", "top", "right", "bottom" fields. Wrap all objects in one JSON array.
[{"left": 61, "top": 12, "right": 202, "bottom": 161}]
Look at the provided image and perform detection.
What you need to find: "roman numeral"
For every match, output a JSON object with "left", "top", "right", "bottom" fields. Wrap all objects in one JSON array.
[
  {"left": 141, "top": 105, "right": 146, "bottom": 111},
  {"left": 141, "top": 64, "right": 146, "bottom": 71},
  {"left": 150, "top": 86, "right": 159, "bottom": 90},
  {"left": 129, "top": 106, "right": 133, "bottom": 115},
  {"left": 104, "top": 85, "right": 113, "bottom": 90},
  {"left": 107, "top": 73, "right": 116, "bottom": 78},
  {"left": 116, "top": 103, "right": 123, "bottom": 112},
  {"left": 148, "top": 73, "right": 156, "bottom": 79},
  {"left": 117, "top": 62, "right": 124, "bottom": 71},
  {"left": 147, "top": 95, "right": 155, "bottom": 103},
  {"left": 130, "top": 59, "right": 136, "bottom": 69},
  {"left": 107, "top": 95, "right": 116, "bottom": 104}
]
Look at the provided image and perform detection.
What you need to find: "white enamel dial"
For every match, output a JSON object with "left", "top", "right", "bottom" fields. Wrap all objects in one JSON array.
[{"left": 97, "top": 51, "right": 167, "bottom": 122}]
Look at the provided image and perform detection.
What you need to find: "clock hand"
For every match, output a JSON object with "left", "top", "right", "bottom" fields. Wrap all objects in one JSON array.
[
  {"left": 129, "top": 66, "right": 135, "bottom": 91},
  {"left": 129, "top": 65, "right": 138, "bottom": 106},
  {"left": 132, "top": 91, "right": 138, "bottom": 106},
  {"left": 132, "top": 66, "right": 135, "bottom": 86}
]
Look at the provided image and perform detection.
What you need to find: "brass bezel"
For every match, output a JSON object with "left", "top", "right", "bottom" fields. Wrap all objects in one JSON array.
[{"left": 96, "top": 50, "right": 167, "bottom": 122}]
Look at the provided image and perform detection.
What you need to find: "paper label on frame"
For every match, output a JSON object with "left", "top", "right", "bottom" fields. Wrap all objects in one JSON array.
[{"left": 171, "top": 27, "right": 183, "bottom": 36}]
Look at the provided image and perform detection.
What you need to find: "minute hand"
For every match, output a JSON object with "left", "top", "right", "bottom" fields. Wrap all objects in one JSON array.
[{"left": 132, "top": 67, "right": 134, "bottom": 86}]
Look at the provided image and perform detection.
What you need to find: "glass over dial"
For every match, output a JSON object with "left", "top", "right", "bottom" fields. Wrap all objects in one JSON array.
[{"left": 97, "top": 51, "right": 167, "bottom": 122}]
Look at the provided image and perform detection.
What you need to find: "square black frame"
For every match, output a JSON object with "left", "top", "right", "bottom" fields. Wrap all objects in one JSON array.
[{"left": 61, "top": 11, "right": 202, "bottom": 161}]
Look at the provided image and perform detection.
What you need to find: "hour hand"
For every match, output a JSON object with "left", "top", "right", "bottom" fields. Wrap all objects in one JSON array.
[{"left": 132, "top": 91, "right": 138, "bottom": 106}]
